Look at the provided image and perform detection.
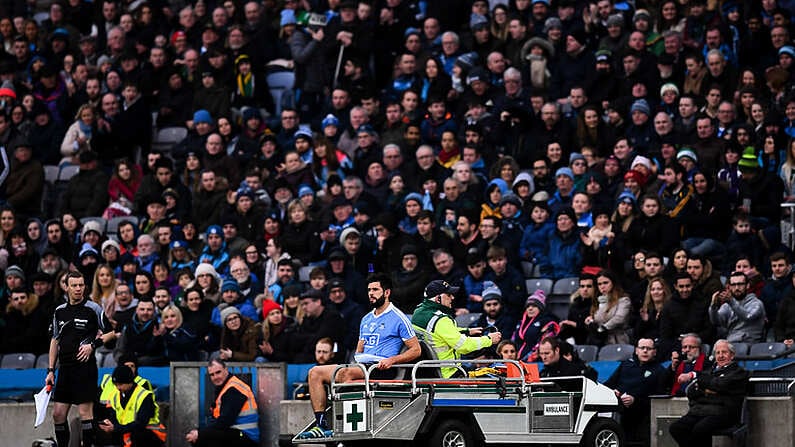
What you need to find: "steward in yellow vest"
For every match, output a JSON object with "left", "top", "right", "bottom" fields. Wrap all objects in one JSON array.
[{"left": 97, "top": 365, "right": 166, "bottom": 447}]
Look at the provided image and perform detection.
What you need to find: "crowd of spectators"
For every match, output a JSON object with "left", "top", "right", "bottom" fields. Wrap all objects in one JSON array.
[{"left": 1, "top": 0, "right": 795, "bottom": 370}]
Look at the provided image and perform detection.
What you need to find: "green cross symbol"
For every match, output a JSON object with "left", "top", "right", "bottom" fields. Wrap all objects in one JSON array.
[{"left": 347, "top": 404, "right": 364, "bottom": 430}]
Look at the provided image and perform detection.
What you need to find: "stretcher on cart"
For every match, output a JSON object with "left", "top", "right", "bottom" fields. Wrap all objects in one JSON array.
[{"left": 292, "top": 357, "right": 624, "bottom": 447}]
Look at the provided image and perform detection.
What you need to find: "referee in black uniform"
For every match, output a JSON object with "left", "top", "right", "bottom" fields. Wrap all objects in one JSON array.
[{"left": 46, "top": 271, "right": 104, "bottom": 447}]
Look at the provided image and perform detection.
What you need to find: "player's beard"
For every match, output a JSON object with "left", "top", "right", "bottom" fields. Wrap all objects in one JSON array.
[{"left": 369, "top": 294, "right": 386, "bottom": 309}]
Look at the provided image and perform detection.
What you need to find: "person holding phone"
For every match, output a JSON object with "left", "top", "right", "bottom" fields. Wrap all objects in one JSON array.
[{"left": 667, "top": 333, "right": 712, "bottom": 396}]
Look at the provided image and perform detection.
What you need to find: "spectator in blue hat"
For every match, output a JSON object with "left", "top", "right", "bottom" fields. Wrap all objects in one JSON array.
[
  {"left": 168, "top": 240, "right": 195, "bottom": 271},
  {"left": 210, "top": 278, "right": 259, "bottom": 327},
  {"left": 351, "top": 123, "right": 380, "bottom": 177},
  {"left": 198, "top": 224, "right": 231, "bottom": 274},
  {"left": 548, "top": 166, "right": 576, "bottom": 214},
  {"left": 537, "top": 207, "right": 583, "bottom": 279},
  {"left": 320, "top": 114, "right": 340, "bottom": 142},
  {"left": 420, "top": 96, "right": 457, "bottom": 150},
  {"left": 172, "top": 108, "right": 216, "bottom": 163},
  {"left": 627, "top": 99, "right": 654, "bottom": 154},
  {"left": 293, "top": 127, "right": 314, "bottom": 163}
]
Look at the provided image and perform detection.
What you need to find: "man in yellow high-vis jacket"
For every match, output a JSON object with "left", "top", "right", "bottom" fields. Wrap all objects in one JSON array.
[
  {"left": 412, "top": 280, "right": 502, "bottom": 377},
  {"left": 97, "top": 365, "right": 166, "bottom": 447}
]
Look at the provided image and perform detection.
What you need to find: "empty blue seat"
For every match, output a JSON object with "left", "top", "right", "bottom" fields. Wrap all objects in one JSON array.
[
  {"left": 749, "top": 342, "right": 787, "bottom": 358},
  {"left": 455, "top": 312, "right": 481, "bottom": 327},
  {"left": 575, "top": 345, "right": 598, "bottom": 363},
  {"left": 597, "top": 344, "right": 635, "bottom": 361},
  {"left": 0, "top": 353, "right": 36, "bottom": 369},
  {"left": 525, "top": 278, "right": 553, "bottom": 296}
]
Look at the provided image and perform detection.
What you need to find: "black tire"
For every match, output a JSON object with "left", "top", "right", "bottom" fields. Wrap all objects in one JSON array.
[
  {"left": 429, "top": 419, "right": 477, "bottom": 447},
  {"left": 580, "top": 417, "right": 624, "bottom": 447}
]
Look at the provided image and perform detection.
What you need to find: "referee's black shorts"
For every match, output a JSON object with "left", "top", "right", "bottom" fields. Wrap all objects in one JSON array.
[{"left": 53, "top": 362, "right": 98, "bottom": 404}]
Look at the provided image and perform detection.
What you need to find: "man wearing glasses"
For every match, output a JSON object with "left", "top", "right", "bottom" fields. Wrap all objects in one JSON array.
[
  {"left": 668, "top": 333, "right": 712, "bottom": 396},
  {"left": 709, "top": 271, "right": 766, "bottom": 343},
  {"left": 604, "top": 338, "right": 667, "bottom": 446}
]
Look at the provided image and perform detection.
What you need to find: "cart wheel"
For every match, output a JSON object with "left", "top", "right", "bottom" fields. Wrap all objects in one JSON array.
[
  {"left": 580, "top": 417, "right": 623, "bottom": 447},
  {"left": 429, "top": 419, "right": 477, "bottom": 447}
]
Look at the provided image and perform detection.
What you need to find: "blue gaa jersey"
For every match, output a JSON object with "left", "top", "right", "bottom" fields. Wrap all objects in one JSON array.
[{"left": 358, "top": 303, "right": 415, "bottom": 359}]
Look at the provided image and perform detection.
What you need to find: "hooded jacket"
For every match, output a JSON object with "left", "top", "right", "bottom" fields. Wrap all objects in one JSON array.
[{"left": 411, "top": 298, "right": 492, "bottom": 378}]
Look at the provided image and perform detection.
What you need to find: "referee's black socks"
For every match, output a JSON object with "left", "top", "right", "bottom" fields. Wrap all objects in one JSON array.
[
  {"left": 81, "top": 419, "right": 95, "bottom": 447},
  {"left": 54, "top": 421, "right": 69, "bottom": 447}
]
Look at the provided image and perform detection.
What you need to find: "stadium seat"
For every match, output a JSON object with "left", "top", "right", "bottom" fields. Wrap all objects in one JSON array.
[
  {"left": 267, "top": 71, "right": 295, "bottom": 116},
  {"left": 520, "top": 261, "right": 534, "bottom": 278},
  {"left": 44, "top": 165, "right": 60, "bottom": 184},
  {"left": 575, "top": 345, "right": 598, "bottom": 363},
  {"left": 102, "top": 355, "right": 117, "bottom": 368},
  {"left": 33, "top": 11, "right": 50, "bottom": 25},
  {"left": 749, "top": 342, "right": 787, "bottom": 358},
  {"left": 597, "top": 344, "right": 635, "bottom": 361},
  {"left": 732, "top": 343, "right": 750, "bottom": 357},
  {"left": 525, "top": 278, "right": 553, "bottom": 296},
  {"left": 298, "top": 265, "right": 314, "bottom": 283},
  {"left": 552, "top": 277, "right": 579, "bottom": 296},
  {"left": 152, "top": 126, "right": 188, "bottom": 153},
  {"left": 455, "top": 312, "right": 481, "bottom": 327},
  {"left": 106, "top": 215, "right": 138, "bottom": 238},
  {"left": 35, "top": 354, "right": 49, "bottom": 369},
  {"left": 80, "top": 216, "right": 107, "bottom": 234},
  {"left": 0, "top": 353, "right": 36, "bottom": 369},
  {"left": 58, "top": 165, "right": 80, "bottom": 182},
  {"left": 416, "top": 339, "right": 441, "bottom": 378},
  {"left": 546, "top": 300, "right": 569, "bottom": 321}
]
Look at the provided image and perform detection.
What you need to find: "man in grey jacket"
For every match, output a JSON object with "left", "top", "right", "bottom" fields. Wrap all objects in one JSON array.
[{"left": 709, "top": 271, "right": 765, "bottom": 343}]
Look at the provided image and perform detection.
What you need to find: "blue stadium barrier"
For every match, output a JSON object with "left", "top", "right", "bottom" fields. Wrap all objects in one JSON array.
[
  {"left": 286, "top": 363, "right": 314, "bottom": 397},
  {"left": 0, "top": 367, "right": 171, "bottom": 402},
  {"left": 586, "top": 361, "right": 621, "bottom": 382}
]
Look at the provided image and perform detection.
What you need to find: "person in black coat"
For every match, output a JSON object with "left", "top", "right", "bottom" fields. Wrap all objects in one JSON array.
[
  {"left": 774, "top": 285, "right": 795, "bottom": 346},
  {"left": 625, "top": 194, "right": 678, "bottom": 257},
  {"left": 59, "top": 151, "right": 110, "bottom": 219},
  {"left": 559, "top": 274, "right": 596, "bottom": 345},
  {"left": 161, "top": 304, "right": 200, "bottom": 362},
  {"left": 658, "top": 273, "right": 713, "bottom": 359},
  {"left": 279, "top": 199, "right": 320, "bottom": 266},
  {"left": 604, "top": 339, "right": 668, "bottom": 447},
  {"left": 116, "top": 81, "right": 152, "bottom": 160},
  {"left": 1, "top": 288, "right": 49, "bottom": 354},
  {"left": 669, "top": 339, "right": 750, "bottom": 447},
  {"left": 290, "top": 289, "right": 345, "bottom": 363},
  {"left": 390, "top": 244, "right": 431, "bottom": 314},
  {"left": 538, "top": 337, "right": 597, "bottom": 380},
  {"left": 180, "top": 287, "right": 215, "bottom": 352}
]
